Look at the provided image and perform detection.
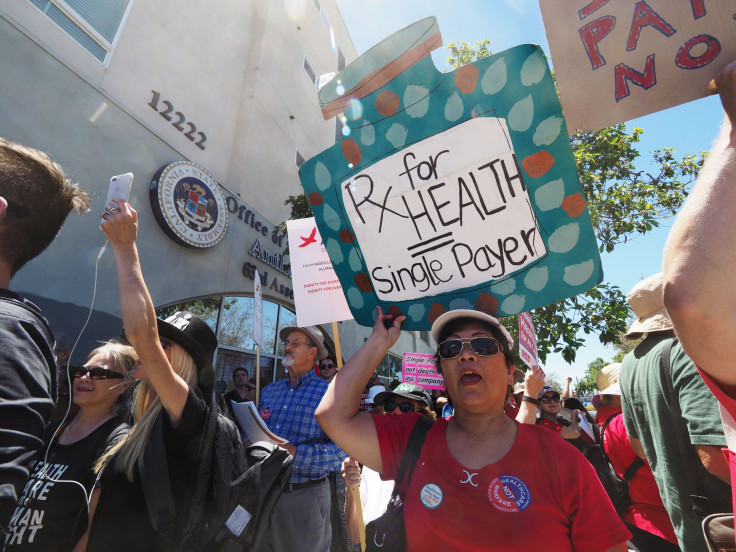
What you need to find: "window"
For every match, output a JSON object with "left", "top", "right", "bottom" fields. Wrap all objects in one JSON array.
[
  {"left": 378, "top": 352, "right": 403, "bottom": 382},
  {"left": 295, "top": 150, "right": 305, "bottom": 168},
  {"left": 303, "top": 57, "right": 318, "bottom": 89},
  {"left": 28, "top": 0, "right": 130, "bottom": 62},
  {"left": 419, "top": 330, "right": 430, "bottom": 344},
  {"left": 156, "top": 296, "right": 298, "bottom": 387},
  {"left": 337, "top": 48, "right": 345, "bottom": 72}
]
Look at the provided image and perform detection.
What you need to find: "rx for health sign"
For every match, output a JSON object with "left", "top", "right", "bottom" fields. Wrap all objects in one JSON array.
[{"left": 299, "top": 17, "right": 602, "bottom": 329}]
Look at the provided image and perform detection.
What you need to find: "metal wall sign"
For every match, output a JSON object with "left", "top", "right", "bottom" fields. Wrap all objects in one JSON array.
[{"left": 150, "top": 161, "right": 228, "bottom": 248}]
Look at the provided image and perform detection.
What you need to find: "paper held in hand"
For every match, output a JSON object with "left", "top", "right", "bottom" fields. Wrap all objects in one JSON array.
[{"left": 231, "top": 401, "right": 289, "bottom": 446}]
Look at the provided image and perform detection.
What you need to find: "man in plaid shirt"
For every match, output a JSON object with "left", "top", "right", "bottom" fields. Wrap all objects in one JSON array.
[{"left": 257, "top": 324, "right": 347, "bottom": 552}]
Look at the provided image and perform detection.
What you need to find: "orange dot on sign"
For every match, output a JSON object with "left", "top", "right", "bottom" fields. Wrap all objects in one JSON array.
[
  {"left": 455, "top": 65, "right": 479, "bottom": 94},
  {"left": 428, "top": 303, "right": 447, "bottom": 325},
  {"left": 354, "top": 273, "right": 372, "bottom": 293},
  {"left": 521, "top": 150, "right": 555, "bottom": 179},
  {"left": 388, "top": 306, "right": 403, "bottom": 320},
  {"left": 375, "top": 90, "right": 400, "bottom": 116},
  {"left": 308, "top": 192, "right": 323, "bottom": 206},
  {"left": 341, "top": 138, "right": 362, "bottom": 165},
  {"left": 562, "top": 193, "right": 586, "bottom": 218},
  {"left": 475, "top": 293, "right": 498, "bottom": 316},
  {"left": 339, "top": 229, "right": 355, "bottom": 243}
]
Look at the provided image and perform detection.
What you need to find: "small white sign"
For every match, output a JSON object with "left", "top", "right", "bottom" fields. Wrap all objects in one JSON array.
[
  {"left": 253, "top": 269, "right": 264, "bottom": 349},
  {"left": 286, "top": 218, "right": 353, "bottom": 327},
  {"left": 518, "top": 312, "right": 539, "bottom": 369},
  {"left": 225, "top": 504, "right": 252, "bottom": 537}
]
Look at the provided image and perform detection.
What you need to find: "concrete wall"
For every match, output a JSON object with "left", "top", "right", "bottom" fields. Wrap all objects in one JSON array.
[{"left": 0, "top": 0, "right": 434, "bottom": 367}]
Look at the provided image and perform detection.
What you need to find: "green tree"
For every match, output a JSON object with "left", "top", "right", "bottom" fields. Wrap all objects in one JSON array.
[
  {"left": 279, "top": 40, "right": 705, "bottom": 363},
  {"left": 576, "top": 357, "right": 607, "bottom": 395}
]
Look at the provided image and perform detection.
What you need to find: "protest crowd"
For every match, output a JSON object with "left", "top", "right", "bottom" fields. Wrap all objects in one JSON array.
[{"left": 4, "top": 7, "right": 736, "bottom": 552}]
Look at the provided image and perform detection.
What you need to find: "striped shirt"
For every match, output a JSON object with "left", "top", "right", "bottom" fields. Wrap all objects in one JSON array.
[{"left": 258, "top": 369, "right": 346, "bottom": 483}]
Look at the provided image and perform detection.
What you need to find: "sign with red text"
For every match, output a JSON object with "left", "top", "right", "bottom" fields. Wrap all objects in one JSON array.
[
  {"left": 518, "top": 312, "right": 539, "bottom": 369},
  {"left": 286, "top": 218, "right": 353, "bottom": 327},
  {"left": 402, "top": 353, "right": 445, "bottom": 390},
  {"left": 539, "top": 0, "right": 736, "bottom": 131}
]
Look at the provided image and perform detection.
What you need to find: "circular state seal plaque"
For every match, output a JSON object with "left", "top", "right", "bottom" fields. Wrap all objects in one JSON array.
[{"left": 150, "top": 161, "right": 228, "bottom": 248}]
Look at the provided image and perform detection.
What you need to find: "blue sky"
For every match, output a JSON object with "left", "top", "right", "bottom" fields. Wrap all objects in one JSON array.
[{"left": 335, "top": 0, "right": 725, "bottom": 383}]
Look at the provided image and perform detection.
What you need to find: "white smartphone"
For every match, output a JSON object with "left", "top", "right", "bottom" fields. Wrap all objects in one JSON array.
[{"left": 106, "top": 173, "right": 134, "bottom": 206}]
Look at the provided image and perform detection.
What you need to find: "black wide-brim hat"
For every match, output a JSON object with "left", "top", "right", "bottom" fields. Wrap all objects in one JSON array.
[{"left": 156, "top": 311, "right": 218, "bottom": 389}]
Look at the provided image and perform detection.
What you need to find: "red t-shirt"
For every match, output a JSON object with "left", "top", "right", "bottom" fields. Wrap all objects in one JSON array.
[
  {"left": 504, "top": 397, "right": 518, "bottom": 419},
  {"left": 374, "top": 414, "right": 630, "bottom": 552},
  {"left": 595, "top": 406, "right": 678, "bottom": 544}
]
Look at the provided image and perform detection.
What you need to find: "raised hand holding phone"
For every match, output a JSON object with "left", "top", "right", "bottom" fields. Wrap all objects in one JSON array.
[{"left": 105, "top": 173, "right": 133, "bottom": 206}]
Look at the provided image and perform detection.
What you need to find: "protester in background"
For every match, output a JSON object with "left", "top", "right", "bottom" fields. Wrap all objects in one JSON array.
[
  {"left": 533, "top": 386, "right": 594, "bottom": 451},
  {"left": 594, "top": 363, "right": 679, "bottom": 551},
  {"left": 563, "top": 397, "right": 598, "bottom": 444},
  {"left": 86, "top": 198, "right": 220, "bottom": 551},
  {"left": 257, "top": 324, "right": 346, "bottom": 552},
  {"left": 0, "top": 137, "right": 90, "bottom": 533},
  {"left": 4, "top": 341, "right": 135, "bottom": 551},
  {"left": 342, "top": 383, "right": 436, "bottom": 549},
  {"left": 359, "top": 373, "right": 382, "bottom": 412},
  {"left": 319, "top": 356, "right": 338, "bottom": 382},
  {"left": 223, "top": 367, "right": 255, "bottom": 438},
  {"left": 317, "top": 307, "right": 630, "bottom": 551},
  {"left": 620, "top": 273, "right": 729, "bottom": 552}
]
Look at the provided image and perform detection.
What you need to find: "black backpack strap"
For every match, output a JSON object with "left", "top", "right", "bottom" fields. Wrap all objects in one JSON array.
[
  {"left": 139, "top": 414, "right": 177, "bottom": 549},
  {"left": 391, "top": 416, "right": 434, "bottom": 499},
  {"left": 600, "top": 412, "right": 644, "bottom": 483},
  {"left": 660, "top": 337, "right": 711, "bottom": 516}
]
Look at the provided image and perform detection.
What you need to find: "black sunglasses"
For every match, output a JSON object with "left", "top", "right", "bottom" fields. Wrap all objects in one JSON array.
[
  {"left": 437, "top": 337, "right": 501, "bottom": 359},
  {"left": 539, "top": 395, "right": 561, "bottom": 404},
  {"left": 74, "top": 366, "right": 125, "bottom": 380},
  {"left": 384, "top": 401, "right": 416, "bottom": 413},
  {"left": 320, "top": 363, "right": 335, "bottom": 369}
]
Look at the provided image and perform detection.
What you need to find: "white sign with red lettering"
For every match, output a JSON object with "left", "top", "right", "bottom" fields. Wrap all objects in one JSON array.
[
  {"left": 539, "top": 0, "right": 736, "bottom": 131},
  {"left": 518, "top": 312, "right": 539, "bottom": 369},
  {"left": 286, "top": 217, "right": 353, "bottom": 327},
  {"left": 402, "top": 352, "right": 444, "bottom": 390}
]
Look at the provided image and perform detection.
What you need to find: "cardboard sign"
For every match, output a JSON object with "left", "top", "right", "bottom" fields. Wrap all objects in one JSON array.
[
  {"left": 518, "top": 312, "right": 539, "bottom": 368},
  {"left": 299, "top": 17, "right": 602, "bottom": 329},
  {"left": 539, "top": 0, "right": 736, "bottom": 131},
  {"left": 285, "top": 218, "right": 353, "bottom": 327},
  {"left": 402, "top": 352, "right": 444, "bottom": 390},
  {"left": 253, "top": 269, "right": 264, "bottom": 349}
]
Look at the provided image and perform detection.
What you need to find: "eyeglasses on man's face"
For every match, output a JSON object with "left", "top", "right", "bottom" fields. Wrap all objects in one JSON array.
[
  {"left": 74, "top": 366, "right": 125, "bottom": 380},
  {"left": 283, "top": 339, "right": 309, "bottom": 348},
  {"left": 320, "top": 363, "right": 335, "bottom": 370}
]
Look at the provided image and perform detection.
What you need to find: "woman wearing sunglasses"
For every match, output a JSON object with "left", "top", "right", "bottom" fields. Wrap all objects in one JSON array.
[
  {"left": 4, "top": 341, "right": 135, "bottom": 551},
  {"left": 317, "top": 308, "right": 630, "bottom": 551},
  {"left": 82, "top": 198, "right": 219, "bottom": 551}
]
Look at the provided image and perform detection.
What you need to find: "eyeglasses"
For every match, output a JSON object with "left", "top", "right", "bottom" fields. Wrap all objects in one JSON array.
[
  {"left": 384, "top": 401, "right": 416, "bottom": 414},
  {"left": 539, "top": 395, "right": 561, "bottom": 404},
  {"left": 320, "top": 363, "right": 335, "bottom": 370},
  {"left": 283, "top": 339, "right": 308, "bottom": 348},
  {"left": 74, "top": 366, "right": 125, "bottom": 380},
  {"left": 437, "top": 337, "right": 501, "bottom": 359},
  {"left": 160, "top": 339, "right": 171, "bottom": 350}
]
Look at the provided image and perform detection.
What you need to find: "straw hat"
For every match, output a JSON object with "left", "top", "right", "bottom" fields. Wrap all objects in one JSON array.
[
  {"left": 596, "top": 363, "right": 621, "bottom": 396},
  {"left": 624, "top": 273, "right": 674, "bottom": 338}
]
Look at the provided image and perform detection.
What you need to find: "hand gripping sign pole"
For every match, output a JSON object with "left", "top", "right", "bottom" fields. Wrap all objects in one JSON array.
[{"left": 254, "top": 269, "right": 265, "bottom": 405}]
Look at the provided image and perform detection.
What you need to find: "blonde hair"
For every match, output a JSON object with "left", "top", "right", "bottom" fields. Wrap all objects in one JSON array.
[{"left": 95, "top": 342, "right": 198, "bottom": 480}]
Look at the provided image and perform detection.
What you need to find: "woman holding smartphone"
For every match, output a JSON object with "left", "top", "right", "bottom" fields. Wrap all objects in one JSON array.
[{"left": 82, "top": 198, "right": 219, "bottom": 551}]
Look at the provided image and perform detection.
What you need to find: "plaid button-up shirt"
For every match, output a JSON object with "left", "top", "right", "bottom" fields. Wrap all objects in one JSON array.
[{"left": 257, "top": 369, "right": 346, "bottom": 483}]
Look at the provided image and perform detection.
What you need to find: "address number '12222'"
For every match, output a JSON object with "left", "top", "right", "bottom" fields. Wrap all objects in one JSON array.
[{"left": 148, "top": 90, "right": 207, "bottom": 150}]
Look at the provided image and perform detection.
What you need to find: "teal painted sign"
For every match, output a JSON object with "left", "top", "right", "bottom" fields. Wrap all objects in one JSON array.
[{"left": 298, "top": 17, "right": 601, "bottom": 329}]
